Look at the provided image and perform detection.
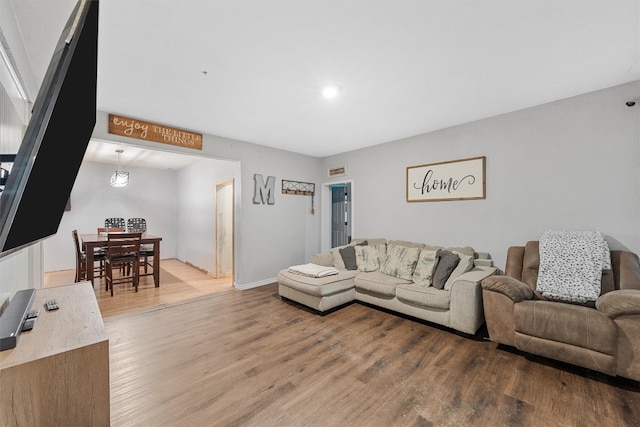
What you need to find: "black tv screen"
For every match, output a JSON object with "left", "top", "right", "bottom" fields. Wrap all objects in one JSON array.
[{"left": 0, "top": 0, "right": 99, "bottom": 258}]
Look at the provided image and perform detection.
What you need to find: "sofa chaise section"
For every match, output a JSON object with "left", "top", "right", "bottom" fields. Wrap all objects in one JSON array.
[{"left": 277, "top": 269, "right": 357, "bottom": 312}]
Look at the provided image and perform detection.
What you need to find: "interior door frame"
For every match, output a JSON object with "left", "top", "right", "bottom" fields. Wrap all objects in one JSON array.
[
  {"left": 321, "top": 179, "right": 355, "bottom": 253},
  {"left": 215, "top": 178, "right": 234, "bottom": 279}
]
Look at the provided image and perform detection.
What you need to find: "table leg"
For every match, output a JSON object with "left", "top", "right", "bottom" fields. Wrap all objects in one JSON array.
[
  {"left": 85, "top": 243, "right": 95, "bottom": 286},
  {"left": 153, "top": 242, "right": 160, "bottom": 287}
]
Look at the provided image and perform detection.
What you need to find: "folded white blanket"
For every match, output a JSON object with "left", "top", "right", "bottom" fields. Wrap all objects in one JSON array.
[
  {"left": 536, "top": 230, "right": 611, "bottom": 303},
  {"left": 288, "top": 263, "right": 339, "bottom": 278}
]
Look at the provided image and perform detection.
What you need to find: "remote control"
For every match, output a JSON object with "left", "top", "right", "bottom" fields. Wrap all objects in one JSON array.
[
  {"left": 45, "top": 300, "right": 59, "bottom": 311},
  {"left": 22, "top": 319, "right": 35, "bottom": 331},
  {"left": 26, "top": 309, "right": 40, "bottom": 319}
]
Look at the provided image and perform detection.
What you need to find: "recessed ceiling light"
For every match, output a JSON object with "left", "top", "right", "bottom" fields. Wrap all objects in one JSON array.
[{"left": 322, "top": 85, "right": 340, "bottom": 99}]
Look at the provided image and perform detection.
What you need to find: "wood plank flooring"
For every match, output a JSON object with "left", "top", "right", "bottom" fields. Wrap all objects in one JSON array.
[
  {"left": 97, "top": 279, "right": 640, "bottom": 427},
  {"left": 44, "top": 259, "right": 233, "bottom": 317}
]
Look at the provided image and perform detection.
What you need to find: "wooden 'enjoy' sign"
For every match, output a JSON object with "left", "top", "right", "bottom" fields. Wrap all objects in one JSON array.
[
  {"left": 108, "top": 114, "right": 203, "bottom": 150},
  {"left": 406, "top": 156, "right": 486, "bottom": 202}
]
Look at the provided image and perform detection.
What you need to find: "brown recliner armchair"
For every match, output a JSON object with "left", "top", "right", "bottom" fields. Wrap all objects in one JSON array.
[{"left": 481, "top": 241, "right": 640, "bottom": 381}]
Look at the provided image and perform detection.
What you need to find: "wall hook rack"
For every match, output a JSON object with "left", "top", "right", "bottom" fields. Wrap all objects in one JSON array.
[{"left": 282, "top": 179, "right": 316, "bottom": 214}]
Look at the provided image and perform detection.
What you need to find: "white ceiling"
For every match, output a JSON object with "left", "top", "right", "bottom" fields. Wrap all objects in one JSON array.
[{"left": 9, "top": 0, "right": 640, "bottom": 167}]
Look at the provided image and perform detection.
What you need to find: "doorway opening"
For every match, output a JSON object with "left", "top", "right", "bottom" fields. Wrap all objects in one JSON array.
[
  {"left": 331, "top": 183, "right": 351, "bottom": 247},
  {"left": 215, "top": 179, "right": 234, "bottom": 279},
  {"left": 321, "top": 179, "right": 354, "bottom": 252}
]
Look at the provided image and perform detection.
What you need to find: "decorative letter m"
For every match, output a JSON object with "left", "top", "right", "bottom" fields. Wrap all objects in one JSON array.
[{"left": 253, "top": 174, "right": 275, "bottom": 205}]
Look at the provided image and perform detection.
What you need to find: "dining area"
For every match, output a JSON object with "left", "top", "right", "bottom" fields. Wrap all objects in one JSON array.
[{"left": 73, "top": 217, "right": 163, "bottom": 297}]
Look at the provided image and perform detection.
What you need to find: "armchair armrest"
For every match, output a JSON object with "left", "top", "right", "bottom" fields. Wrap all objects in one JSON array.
[
  {"left": 596, "top": 289, "right": 640, "bottom": 318},
  {"left": 481, "top": 275, "right": 534, "bottom": 303}
]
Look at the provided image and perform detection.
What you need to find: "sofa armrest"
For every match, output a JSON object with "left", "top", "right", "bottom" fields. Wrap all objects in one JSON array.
[
  {"left": 481, "top": 275, "right": 534, "bottom": 303},
  {"left": 450, "top": 266, "right": 497, "bottom": 287},
  {"left": 596, "top": 289, "right": 640, "bottom": 318},
  {"left": 446, "top": 266, "right": 496, "bottom": 335},
  {"left": 310, "top": 252, "right": 334, "bottom": 267}
]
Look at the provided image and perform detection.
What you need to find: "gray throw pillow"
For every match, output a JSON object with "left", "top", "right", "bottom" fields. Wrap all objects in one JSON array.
[
  {"left": 339, "top": 240, "right": 367, "bottom": 270},
  {"left": 432, "top": 250, "right": 460, "bottom": 290}
]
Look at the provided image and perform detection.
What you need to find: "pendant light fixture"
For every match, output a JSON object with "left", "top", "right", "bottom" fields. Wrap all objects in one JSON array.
[{"left": 110, "top": 149, "right": 129, "bottom": 187}]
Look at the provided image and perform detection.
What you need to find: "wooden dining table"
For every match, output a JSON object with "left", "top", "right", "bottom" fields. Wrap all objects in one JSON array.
[{"left": 80, "top": 233, "right": 163, "bottom": 287}]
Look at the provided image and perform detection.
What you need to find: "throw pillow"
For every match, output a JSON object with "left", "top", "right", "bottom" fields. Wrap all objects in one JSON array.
[
  {"left": 355, "top": 244, "right": 387, "bottom": 272},
  {"left": 330, "top": 246, "right": 347, "bottom": 269},
  {"left": 339, "top": 240, "right": 367, "bottom": 270},
  {"left": 381, "top": 244, "right": 421, "bottom": 280},
  {"left": 444, "top": 251, "right": 475, "bottom": 290},
  {"left": 432, "top": 250, "right": 460, "bottom": 290},
  {"left": 446, "top": 246, "right": 475, "bottom": 258},
  {"left": 354, "top": 245, "right": 372, "bottom": 272},
  {"left": 413, "top": 248, "right": 440, "bottom": 286},
  {"left": 375, "top": 243, "right": 388, "bottom": 265}
]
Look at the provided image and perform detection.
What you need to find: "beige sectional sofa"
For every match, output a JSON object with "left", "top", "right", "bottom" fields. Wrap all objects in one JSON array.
[{"left": 278, "top": 238, "right": 498, "bottom": 335}]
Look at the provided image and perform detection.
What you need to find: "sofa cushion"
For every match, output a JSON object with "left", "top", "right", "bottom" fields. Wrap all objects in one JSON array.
[
  {"left": 339, "top": 240, "right": 368, "bottom": 270},
  {"left": 412, "top": 248, "right": 440, "bottom": 286},
  {"left": 354, "top": 271, "right": 411, "bottom": 297},
  {"left": 432, "top": 250, "right": 460, "bottom": 290},
  {"left": 381, "top": 244, "right": 421, "bottom": 280},
  {"left": 396, "top": 284, "right": 451, "bottom": 310},
  {"left": 355, "top": 244, "right": 387, "bottom": 272},
  {"left": 444, "top": 251, "right": 475, "bottom": 290}
]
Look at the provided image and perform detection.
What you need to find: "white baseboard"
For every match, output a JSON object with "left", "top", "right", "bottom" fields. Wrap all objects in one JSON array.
[{"left": 234, "top": 277, "right": 277, "bottom": 290}]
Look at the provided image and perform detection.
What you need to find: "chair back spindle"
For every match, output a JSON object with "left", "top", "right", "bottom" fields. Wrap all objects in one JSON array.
[
  {"left": 127, "top": 218, "right": 147, "bottom": 233},
  {"left": 105, "top": 217, "right": 126, "bottom": 229}
]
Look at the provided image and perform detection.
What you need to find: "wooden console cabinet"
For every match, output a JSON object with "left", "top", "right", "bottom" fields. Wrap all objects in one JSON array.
[{"left": 0, "top": 282, "right": 109, "bottom": 426}]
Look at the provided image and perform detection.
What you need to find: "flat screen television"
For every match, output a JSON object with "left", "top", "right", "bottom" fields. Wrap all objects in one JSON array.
[{"left": 0, "top": 0, "right": 99, "bottom": 258}]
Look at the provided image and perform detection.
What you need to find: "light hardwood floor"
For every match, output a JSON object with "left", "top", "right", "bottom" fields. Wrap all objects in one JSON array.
[
  {"left": 44, "top": 258, "right": 234, "bottom": 317},
  {"left": 45, "top": 263, "right": 640, "bottom": 426}
]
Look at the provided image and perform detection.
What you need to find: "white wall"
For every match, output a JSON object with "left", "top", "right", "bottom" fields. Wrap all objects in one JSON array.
[
  {"left": 321, "top": 81, "right": 640, "bottom": 271},
  {"left": 44, "top": 161, "right": 180, "bottom": 271},
  {"left": 176, "top": 158, "right": 239, "bottom": 274}
]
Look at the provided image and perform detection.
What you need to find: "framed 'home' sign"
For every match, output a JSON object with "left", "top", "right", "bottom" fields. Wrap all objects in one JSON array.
[{"left": 406, "top": 156, "right": 486, "bottom": 202}]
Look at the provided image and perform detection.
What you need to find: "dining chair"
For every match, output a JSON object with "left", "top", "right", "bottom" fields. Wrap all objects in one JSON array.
[
  {"left": 97, "top": 227, "right": 126, "bottom": 276},
  {"left": 72, "top": 229, "right": 107, "bottom": 284},
  {"left": 97, "top": 226, "right": 125, "bottom": 235},
  {"left": 104, "top": 217, "right": 126, "bottom": 229},
  {"left": 127, "top": 218, "right": 154, "bottom": 274},
  {"left": 105, "top": 232, "right": 142, "bottom": 296}
]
